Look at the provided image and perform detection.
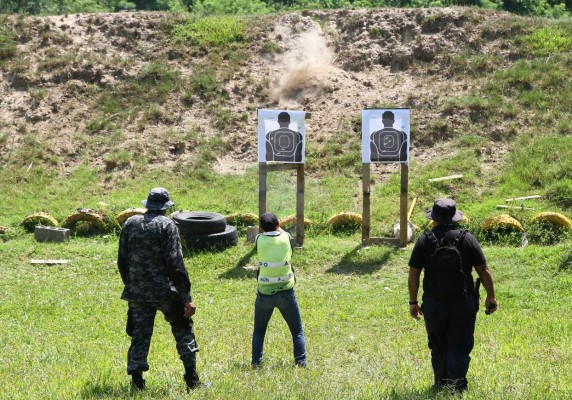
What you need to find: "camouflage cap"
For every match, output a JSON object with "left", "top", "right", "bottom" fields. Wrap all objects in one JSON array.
[{"left": 141, "top": 187, "right": 175, "bottom": 210}]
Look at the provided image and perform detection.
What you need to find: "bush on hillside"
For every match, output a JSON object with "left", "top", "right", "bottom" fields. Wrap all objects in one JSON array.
[
  {"left": 172, "top": 15, "right": 247, "bottom": 49},
  {"left": 527, "top": 222, "right": 571, "bottom": 245},
  {"left": 547, "top": 180, "right": 572, "bottom": 209},
  {"left": 0, "top": 26, "right": 16, "bottom": 60},
  {"left": 560, "top": 250, "right": 572, "bottom": 271}
]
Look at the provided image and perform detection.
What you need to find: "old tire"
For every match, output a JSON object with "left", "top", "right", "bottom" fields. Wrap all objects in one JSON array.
[
  {"left": 117, "top": 208, "right": 147, "bottom": 225},
  {"left": 482, "top": 214, "right": 524, "bottom": 232},
  {"left": 21, "top": 212, "right": 59, "bottom": 232},
  {"left": 62, "top": 208, "right": 109, "bottom": 233},
  {"left": 172, "top": 211, "right": 227, "bottom": 235},
  {"left": 184, "top": 225, "right": 238, "bottom": 251}
]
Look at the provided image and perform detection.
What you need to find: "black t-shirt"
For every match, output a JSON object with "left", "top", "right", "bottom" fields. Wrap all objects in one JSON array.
[{"left": 408, "top": 225, "right": 487, "bottom": 295}]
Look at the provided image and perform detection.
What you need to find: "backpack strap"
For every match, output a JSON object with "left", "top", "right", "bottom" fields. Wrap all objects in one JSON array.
[
  {"left": 424, "top": 230, "right": 441, "bottom": 248},
  {"left": 451, "top": 229, "right": 467, "bottom": 248}
]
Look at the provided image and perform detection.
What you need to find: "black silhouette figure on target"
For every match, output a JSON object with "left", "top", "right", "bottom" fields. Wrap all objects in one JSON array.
[
  {"left": 369, "top": 111, "right": 408, "bottom": 162},
  {"left": 265, "top": 112, "right": 303, "bottom": 163}
]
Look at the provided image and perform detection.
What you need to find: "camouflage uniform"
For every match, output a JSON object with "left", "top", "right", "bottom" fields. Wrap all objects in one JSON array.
[{"left": 118, "top": 211, "right": 198, "bottom": 375}]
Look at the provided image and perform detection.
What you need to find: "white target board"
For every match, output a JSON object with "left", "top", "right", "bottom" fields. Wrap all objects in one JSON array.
[
  {"left": 258, "top": 109, "right": 306, "bottom": 163},
  {"left": 362, "top": 109, "right": 410, "bottom": 164}
]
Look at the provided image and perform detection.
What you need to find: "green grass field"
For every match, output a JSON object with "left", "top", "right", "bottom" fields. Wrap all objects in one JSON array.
[{"left": 1, "top": 225, "right": 571, "bottom": 399}]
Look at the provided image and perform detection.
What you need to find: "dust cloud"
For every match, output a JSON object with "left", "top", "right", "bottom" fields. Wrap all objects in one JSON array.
[{"left": 272, "top": 23, "right": 333, "bottom": 107}]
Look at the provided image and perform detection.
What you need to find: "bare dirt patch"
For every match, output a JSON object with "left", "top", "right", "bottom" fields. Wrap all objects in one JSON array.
[{"left": 0, "top": 8, "right": 524, "bottom": 176}]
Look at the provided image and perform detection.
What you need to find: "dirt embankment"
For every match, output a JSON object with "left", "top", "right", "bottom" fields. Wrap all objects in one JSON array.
[{"left": 0, "top": 7, "right": 519, "bottom": 175}]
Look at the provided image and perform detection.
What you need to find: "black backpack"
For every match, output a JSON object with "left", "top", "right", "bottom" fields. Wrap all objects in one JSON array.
[{"left": 425, "top": 229, "right": 468, "bottom": 302}]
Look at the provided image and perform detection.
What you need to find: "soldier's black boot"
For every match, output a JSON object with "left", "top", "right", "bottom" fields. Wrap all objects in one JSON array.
[
  {"left": 131, "top": 371, "right": 146, "bottom": 390},
  {"left": 184, "top": 370, "right": 201, "bottom": 393}
]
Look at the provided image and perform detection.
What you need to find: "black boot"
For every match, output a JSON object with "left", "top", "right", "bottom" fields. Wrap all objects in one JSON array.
[
  {"left": 131, "top": 371, "right": 146, "bottom": 390},
  {"left": 184, "top": 370, "right": 201, "bottom": 392}
]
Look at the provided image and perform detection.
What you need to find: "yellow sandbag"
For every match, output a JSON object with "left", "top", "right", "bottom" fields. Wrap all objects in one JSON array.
[
  {"left": 531, "top": 212, "right": 571, "bottom": 229},
  {"left": 280, "top": 215, "right": 313, "bottom": 228},
  {"left": 482, "top": 214, "right": 524, "bottom": 232},
  {"left": 326, "top": 212, "right": 362, "bottom": 231},
  {"left": 225, "top": 212, "right": 259, "bottom": 226}
]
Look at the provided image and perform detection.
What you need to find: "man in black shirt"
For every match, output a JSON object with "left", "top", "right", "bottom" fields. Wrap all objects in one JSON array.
[
  {"left": 408, "top": 199, "right": 498, "bottom": 393},
  {"left": 118, "top": 187, "right": 203, "bottom": 392}
]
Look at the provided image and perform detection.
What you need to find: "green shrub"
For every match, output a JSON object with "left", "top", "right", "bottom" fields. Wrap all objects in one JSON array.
[
  {"left": 0, "top": 26, "right": 16, "bottom": 60},
  {"left": 103, "top": 149, "right": 132, "bottom": 170},
  {"left": 188, "top": 67, "right": 220, "bottom": 100},
  {"left": 172, "top": 15, "right": 247, "bottom": 49},
  {"left": 85, "top": 117, "right": 115, "bottom": 134},
  {"left": 560, "top": 250, "right": 572, "bottom": 271},
  {"left": 137, "top": 63, "right": 183, "bottom": 98},
  {"left": 547, "top": 181, "right": 572, "bottom": 209},
  {"left": 499, "top": 135, "right": 572, "bottom": 193},
  {"left": 527, "top": 221, "right": 571, "bottom": 245},
  {"left": 520, "top": 25, "right": 572, "bottom": 56},
  {"left": 192, "top": 0, "right": 270, "bottom": 15}
]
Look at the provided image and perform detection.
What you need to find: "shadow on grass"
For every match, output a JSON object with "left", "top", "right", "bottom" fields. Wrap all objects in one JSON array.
[
  {"left": 385, "top": 386, "right": 444, "bottom": 399},
  {"left": 326, "top": 245, "right": 395, "bottom": 275},
  {"left": 80, "top": 382, "right": 179, "bottom": 398},
  {"left": 218, "top": 247, "right": 257, "bottom": 280},
  {"left": 79, "top": 382, "right": 141, "bottom": 398}
]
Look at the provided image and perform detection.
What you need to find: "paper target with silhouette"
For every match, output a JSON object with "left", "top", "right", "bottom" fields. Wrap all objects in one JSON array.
[
  {"left": 258, "top": 109, "right": 305, "bottom": 163},
  {"left": 362, "top": 109, "right": 410, "bottom": 163}
]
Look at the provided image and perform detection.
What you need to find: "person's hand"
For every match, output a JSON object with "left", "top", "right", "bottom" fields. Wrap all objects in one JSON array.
[
  {"left": 410, "top": 304, "right": 422, "bottom": 320},
  {"left": 184, "top": 302, "right": 196, "bottom": 318},
  {"left": 484, "top": 296, "right": 498, "bottom": 315}
]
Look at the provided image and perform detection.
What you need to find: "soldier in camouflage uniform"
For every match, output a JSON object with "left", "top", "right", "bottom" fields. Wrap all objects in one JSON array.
[{"left": 118, "top": 187, "right": 203, "bottom": 392}]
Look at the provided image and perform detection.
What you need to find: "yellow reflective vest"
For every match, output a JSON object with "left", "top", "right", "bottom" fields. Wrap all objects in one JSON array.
[{"left": 256, "top": 231, "right": 295, "bottom": 295}]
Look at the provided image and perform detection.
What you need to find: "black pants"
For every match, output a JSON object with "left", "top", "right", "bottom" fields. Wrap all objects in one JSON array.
[
  {"left": 421, "top": 294, "right": 478, "bottom": 390},
  {"left": 126, "top": 300, "right": 199, "bottom": 374}
]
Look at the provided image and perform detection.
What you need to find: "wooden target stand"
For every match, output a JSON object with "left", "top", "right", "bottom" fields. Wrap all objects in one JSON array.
[
  {"left": 257, "top": 112, "right": 310, "bottom": 248},
  {"left": 259, "top": 162, "right": 305, "bottom": 247},
  {"left": 362, "top": 162, "right": 409, "bottom": 248}
]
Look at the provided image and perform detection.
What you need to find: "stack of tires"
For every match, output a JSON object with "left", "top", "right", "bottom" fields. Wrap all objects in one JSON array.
[{"left": 172, "top": 211, "right": 238, "bottom": 252}]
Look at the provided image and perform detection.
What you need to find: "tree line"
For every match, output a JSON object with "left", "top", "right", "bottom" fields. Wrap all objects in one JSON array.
[{"left": 1, "top": 0, "right": 571, "bottom": 19}]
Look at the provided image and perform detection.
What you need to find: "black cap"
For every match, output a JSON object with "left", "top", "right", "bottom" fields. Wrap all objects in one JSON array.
[
  {"left": 141, "top": 187, "right": 175, "bottom": 211},
  {"left": 426, "top": 199, "right": 463, "bottom": 224},
  {"left": 260, "top": 212, "right": 279, "bottom": 232}
]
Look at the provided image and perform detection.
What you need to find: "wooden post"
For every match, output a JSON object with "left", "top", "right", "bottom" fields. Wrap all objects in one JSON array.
[
  {"left": 258, "top": 162, "right": 305, "bottom": 246},
  {"left": 362, "top": 163, "right": 371, "bottom": 246},
  {"left": 296, "top": 164, "right": 305, "bottom": 247},
  {"left": 399, "top": 163, "right": 409, "bottom": 248},
  {"left": 259, "top": 163, "right": 267, "bottom": 216},
  {"left": 361, "top": 163, "right": 409, "bottom": 248}
]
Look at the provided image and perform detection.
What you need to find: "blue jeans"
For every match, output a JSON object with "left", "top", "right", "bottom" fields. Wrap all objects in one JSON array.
[{"left": 252, "top": 289, "right": 306, "bottom": 366}]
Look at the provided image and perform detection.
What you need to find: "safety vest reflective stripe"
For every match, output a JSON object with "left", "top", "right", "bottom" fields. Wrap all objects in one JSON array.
[
  {"left": 259, "top": 261, "right": 290, "bottom": 268},
  {"left": 258, "top": 273, "right": 294, "bottom": 284}
]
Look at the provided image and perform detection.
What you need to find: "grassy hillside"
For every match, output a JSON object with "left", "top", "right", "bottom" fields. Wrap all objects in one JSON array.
[{"left": 0, "top": 8, "right": 571, "bottom": 227}]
